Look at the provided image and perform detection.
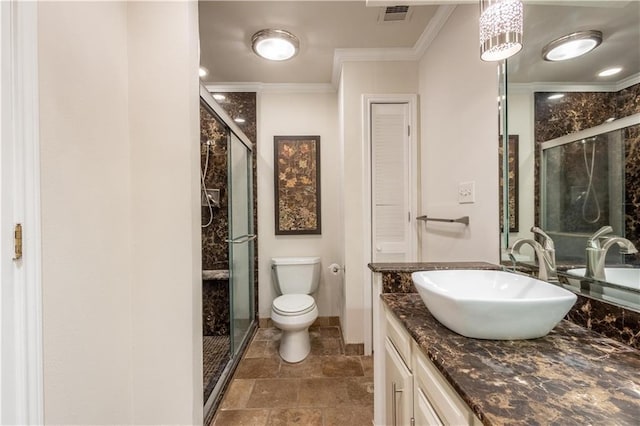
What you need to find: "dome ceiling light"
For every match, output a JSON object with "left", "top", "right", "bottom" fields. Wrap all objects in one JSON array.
[
  {"left": 251, "top": 29, "right": 299, "bottom": 61},
  {"left": 542, "top": 30, "right": 602, "bottom": 62},
  {"left": 479, "top": 0, "right": 524, "bottom": 62}
]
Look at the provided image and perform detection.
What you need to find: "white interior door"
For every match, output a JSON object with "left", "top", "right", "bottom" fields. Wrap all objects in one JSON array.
[
  {"left": 0, "top": 1, "right": 43, "bottom": 423},
  {"left": 371, "top": 102, "right": 414, "bottom": 262}
]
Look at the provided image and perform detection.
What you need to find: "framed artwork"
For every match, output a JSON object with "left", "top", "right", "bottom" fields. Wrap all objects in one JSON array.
[
  {"left": 499, "top": 135, "right": 519, "bottom": 232},
  {"left": 274, "top": 136, "right": 321, "bottom": 235}
]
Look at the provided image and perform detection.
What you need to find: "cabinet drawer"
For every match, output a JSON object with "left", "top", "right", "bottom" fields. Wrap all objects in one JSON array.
[
  {"left": 385, "top": 309, "right": 412, "bottom": 367},
  {"left": 413, "top": 342, "right": 481, "bottom": 426}
]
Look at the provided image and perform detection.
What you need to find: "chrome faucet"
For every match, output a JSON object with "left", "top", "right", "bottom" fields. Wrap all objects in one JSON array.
[
  {"left": 585, "top": 226, "right": 638, "bottom": 281},
  {"left": 508, "top": 227, "right": 558, "bottom": 282}
]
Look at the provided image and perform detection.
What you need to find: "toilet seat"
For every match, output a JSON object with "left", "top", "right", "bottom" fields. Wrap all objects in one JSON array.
[{"left": 272, "top": 294, "right": 316, "bottom": 316}]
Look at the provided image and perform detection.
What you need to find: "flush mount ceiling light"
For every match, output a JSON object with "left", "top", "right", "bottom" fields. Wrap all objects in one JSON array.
[
  {"left": 479, "top": 0, "right": 524, "bottom": 62},
  {"left": 598, "top": 67, "right": 622, "bottom": 77},
  {"left": 251, "top": 29, "right": 299, "bottom": 61},
  {"left": 542, "top": 30, "right": 602, "bottom": 61}
]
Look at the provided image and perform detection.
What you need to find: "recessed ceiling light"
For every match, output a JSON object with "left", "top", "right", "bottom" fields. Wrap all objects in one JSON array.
[
  {"left": 213, "top": 94, "right": 226, "bottom": 101},
  {"left": 251, "top": 29, "right": 299, "bottom": 61},
  {"left": 199, "top": 66, "right": 209, "bottom": 78},
  {"left": 234, "top": 117, "right": 246, "bottom": 123},
  {"left": 547, "top": 94, "right": 564, "bottom": 100},
  {"left": 605, "top": 117, "right": 616, "bottom": 123},
  {"left": 542, "top": 30, "right": 602, "bottom": 61},
  {"left": 598, "top": 67, "right": 622, "bottom": 77}
]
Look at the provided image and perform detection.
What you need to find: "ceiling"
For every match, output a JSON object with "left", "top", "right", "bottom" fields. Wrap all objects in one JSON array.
[
  {"left": 198, "top": 1, "right": 640, "bottom": 87},
  {"left": 198, "top": 1, "right": 440, "bottom": 85}
]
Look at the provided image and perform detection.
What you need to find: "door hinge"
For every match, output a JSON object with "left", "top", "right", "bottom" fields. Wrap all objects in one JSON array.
[
  {"left": 410, "top": 417, "right": 415, "bottom": 426},
  {"left": 408, "top": 212, "right": 411, "bottom": 222},
  {"left": 13, "top": 223, "right": 23, "bottom": 260},
  {"left": 408, "top": 125, "right": 411, "bottom": 136}
]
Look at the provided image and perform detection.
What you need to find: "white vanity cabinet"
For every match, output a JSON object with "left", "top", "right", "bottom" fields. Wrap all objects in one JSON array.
[{"left": 382, "top": 307, "right": 481, "bottom": 426}]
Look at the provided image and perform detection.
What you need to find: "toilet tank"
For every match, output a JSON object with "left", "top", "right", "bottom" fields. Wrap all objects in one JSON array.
[{"left": 272, "top": 257, "right": 321, "bottom": 295}]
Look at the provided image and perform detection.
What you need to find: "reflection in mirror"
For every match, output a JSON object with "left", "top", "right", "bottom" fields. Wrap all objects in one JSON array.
[{"left": 501, "top": 1, "right": 640, "bottom": 311}]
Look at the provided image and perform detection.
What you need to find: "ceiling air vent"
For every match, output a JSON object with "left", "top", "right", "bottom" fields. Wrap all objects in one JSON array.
[{"left": 380, "top": 5, "right": 411, "bottom": 23}]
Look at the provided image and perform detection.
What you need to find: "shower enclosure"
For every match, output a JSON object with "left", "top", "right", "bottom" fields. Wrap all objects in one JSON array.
[
  {"left": 200, "top": 86, "right": 256, "bottom": 418},
  {"left": 540, "top": 114, "right": 639, "bottom": 262}
]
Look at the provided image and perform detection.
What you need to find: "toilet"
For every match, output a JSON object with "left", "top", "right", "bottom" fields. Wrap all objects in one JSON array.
[{"left": 270, "top": 256, "right": 321, "bottom": 363}]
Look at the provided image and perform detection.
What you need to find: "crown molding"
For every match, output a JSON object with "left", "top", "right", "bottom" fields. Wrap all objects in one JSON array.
[
  {"left": 331, "top": 4, "right": 456, "bottom": 87},
  {"left": 205, "top": 82, "right": 336, "bottom": 94},
  {"left": 509, "top": 72, "right": 640, "bottom": 94}
]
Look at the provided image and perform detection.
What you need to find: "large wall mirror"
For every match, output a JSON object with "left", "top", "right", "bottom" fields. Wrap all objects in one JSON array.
[{"left": 501, "top": 1, "right": 640, "bottom": 311}]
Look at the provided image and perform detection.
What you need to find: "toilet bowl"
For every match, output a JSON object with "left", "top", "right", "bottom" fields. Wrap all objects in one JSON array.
[
  {"left": 270, "top": 257, "right": 321, "bottom": 363},
  {"left": 271, "top": 294, "right": 318, "bottom": 363}
]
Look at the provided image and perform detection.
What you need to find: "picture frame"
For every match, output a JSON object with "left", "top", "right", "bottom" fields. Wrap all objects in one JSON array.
[
  {"left": 499, "top": 135, "right": 519, "bottom": 232},
  {"left": 274, "top": 136, "right": 321, "bottom": 235}
]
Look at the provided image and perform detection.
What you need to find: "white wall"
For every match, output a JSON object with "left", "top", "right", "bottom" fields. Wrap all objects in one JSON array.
[
  {"left": 257, "top": 91, "right": 341, "bottom": 319},
  {"left": 339, "top": 61, "right": 419, "bottom": 345},
  {"left": 38, "top": 2, "right": 202, "bottom": 424},
  {"left": 418, "top": 5, "right": 500, "bottom": 263},
  {"left": 38, "top": 3, "right": 133, "bottom": 423}
]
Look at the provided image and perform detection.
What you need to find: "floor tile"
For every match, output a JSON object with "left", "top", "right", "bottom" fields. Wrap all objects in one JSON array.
[
  {"left": 298, "top": 378, "right": 351, "bottom": 407},
  {"left": 234, "top": 357, "right": 280, "bottom": 379},
  {"left": 345, "top": 377, "right": 374, "bottom": 406},
  {"left": 319, "top": 326, "right": 342, "bottom": 338},
  {"left": 246, "top": 378, "right": 299, "bottom": 409},
  {"left": 220, "top": 379, "right": 254, "bottom": 410},
  {"left": 309, "top": 337, "right": 343, "bottom": 356},
  {"left": 323, "top": 405, "right": 375, "bottom": 426},
  {"left": 321, "top": 356, "right": 364, "bottom": 377},
  {"left": 243, "top": 340, "right": 268, "bottom": 358},
  {"left": 278, "top": 355, "right": 324, "bottom": 378},
  {"left": 254, "top": 328, "right": 281, "bottom": 341},
  {"left": 212, "top": 409, "right": 270, "bottom": 426},
  {"left": 266, "top": 408, "right": 323, "bottom": 426}
]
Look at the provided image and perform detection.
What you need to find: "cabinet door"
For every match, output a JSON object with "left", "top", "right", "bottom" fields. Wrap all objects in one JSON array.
[
  {"left": 414, "top": 387, "right": 443, "bottom": 426},
  {"left": 385, "top": 338, "right": 413, "bottom": 426}
]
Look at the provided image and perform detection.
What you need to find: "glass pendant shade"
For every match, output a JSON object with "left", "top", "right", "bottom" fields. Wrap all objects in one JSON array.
[{"left": 479, "top": 0, "right": 523, "bottom": 62}]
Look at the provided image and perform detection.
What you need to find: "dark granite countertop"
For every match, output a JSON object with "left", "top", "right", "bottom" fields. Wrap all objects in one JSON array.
[
  {"left": 368, "top": 261, "right": 499, "bottom": 273},
  {"left": 383, "top": 293, "right": 640, "bottom": 426}
]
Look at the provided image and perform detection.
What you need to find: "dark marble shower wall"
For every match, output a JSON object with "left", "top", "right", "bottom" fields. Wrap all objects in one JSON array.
[
  {"left": 533, "top": 83, "right": 640, "bottom": 257},
  {"left": 200, "top": 104, "right": 230, "bottom": 270},
  {"left": 200, "top": 92, "right": 259, "bottom": 324}
]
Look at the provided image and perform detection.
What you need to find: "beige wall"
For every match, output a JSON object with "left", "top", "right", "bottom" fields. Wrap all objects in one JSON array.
[
  {"left": 339, "top": 61, "right": 419, "bottom": 344},
  {"left": 257, "top": 91, "right": 342, "bottom": 319},
  {"left": 39, "top": 3, "right": 133, "bottom": 423},
  {"left": 127, "top": 2, "right": 202, "bottom": 424},
  {"left": 418, "top": 5, "right": 500, "bottom": 263},
  {"left": 38, "top": 1, "right": 202, "bottom": 424}
]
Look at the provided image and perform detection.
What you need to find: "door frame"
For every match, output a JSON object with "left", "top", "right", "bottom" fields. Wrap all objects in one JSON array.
[
  {"left": 361, "top": 94, "right": 418, "bottom": 355},
  {"left": 0, "top": 1, "right": 43, "bottom": 424}
]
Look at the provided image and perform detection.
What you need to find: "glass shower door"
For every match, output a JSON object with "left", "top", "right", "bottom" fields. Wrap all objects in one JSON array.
[{"left": 227, "top": 132, "right": 255, "bottom": 356}]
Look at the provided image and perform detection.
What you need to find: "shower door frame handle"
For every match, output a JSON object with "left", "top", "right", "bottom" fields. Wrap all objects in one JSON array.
[{"left": 225, "top": 234, "right": 256, "bottom": 244}]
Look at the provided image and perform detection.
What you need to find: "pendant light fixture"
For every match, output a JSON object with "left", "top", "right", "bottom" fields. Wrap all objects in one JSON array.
[
  {"left": 251, "top": 29, "right": 299, "bottom": 61},
  {"left": 479, "top": 0, "right": 524, "bottom": 62}
]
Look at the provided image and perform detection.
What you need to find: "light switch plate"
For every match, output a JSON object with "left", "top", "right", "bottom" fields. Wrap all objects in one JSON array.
[{"left": 458, "top": 181, "right": 475, "bottom": 204}]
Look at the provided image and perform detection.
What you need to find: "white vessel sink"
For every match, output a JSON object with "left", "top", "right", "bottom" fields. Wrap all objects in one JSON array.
[
  {"left": 411, "top": 270, "right": 577, "bottom": 340},
  {"left": 566, "top": 268, "right": 640, "bottom": 306}
]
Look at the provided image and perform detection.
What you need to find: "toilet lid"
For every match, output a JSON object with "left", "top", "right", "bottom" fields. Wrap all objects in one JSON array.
[{"left": 272, "top": 294, "right": 316, "bottom": 316}]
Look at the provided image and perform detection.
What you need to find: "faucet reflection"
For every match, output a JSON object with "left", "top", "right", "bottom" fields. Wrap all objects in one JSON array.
[
  {"left": 585, "top": 226, "right": 639, "bottom": 281},
  {"left": 509, "top": 227, "right": 558, "bottom": 282}
]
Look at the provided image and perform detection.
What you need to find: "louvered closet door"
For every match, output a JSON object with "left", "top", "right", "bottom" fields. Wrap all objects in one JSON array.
[{"left": 372, "top": 103, "right": 412, "bottom": 262}]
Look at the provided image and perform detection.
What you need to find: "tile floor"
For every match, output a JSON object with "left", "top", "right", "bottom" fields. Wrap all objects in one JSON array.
[{"left": 211, "top": 324, "right": 374, "bottom": 425}]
